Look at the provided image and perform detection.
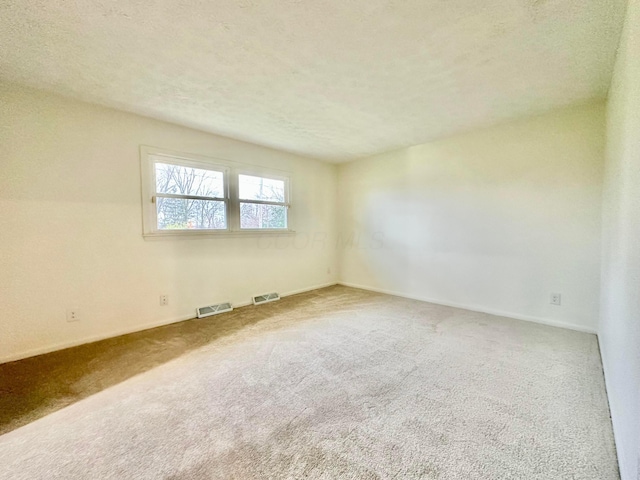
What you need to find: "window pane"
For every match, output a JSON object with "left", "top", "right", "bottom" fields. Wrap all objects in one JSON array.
[
  {"left": 157, "top": 198, "right": 226, "bottom": 230},
  {"left": 239, "top": 174, "right": 285, "bottom": 202},
  {"left": 155, "top": 161, "right": 224, "bottom": 198},
  {"left": 240, "top": 203, "right": 287, "bottom": 229}
]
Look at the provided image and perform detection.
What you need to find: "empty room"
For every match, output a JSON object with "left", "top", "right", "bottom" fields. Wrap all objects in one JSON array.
[{"left": 1, "top": 0, "right": 638, "bottom": 479}]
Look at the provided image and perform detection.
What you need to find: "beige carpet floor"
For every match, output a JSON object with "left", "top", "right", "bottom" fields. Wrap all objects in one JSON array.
[{"left": 0, "top": 286, "right": 618, "bottom": 479}]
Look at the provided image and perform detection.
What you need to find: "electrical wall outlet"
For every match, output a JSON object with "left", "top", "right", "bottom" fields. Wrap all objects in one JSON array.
[
  {"left": 160, "top": 294, "right": 169, "bottom": 306},
  {"left": 66, "top": 309, "right": 80, "bottom": 322},
  {"left": 550, "top": 293, "right": 562, "bottom": 306}
]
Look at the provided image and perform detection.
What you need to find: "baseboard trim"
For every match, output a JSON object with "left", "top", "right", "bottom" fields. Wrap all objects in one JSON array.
[
  {"left": 0, "top": 281, "right": 338, "bottom": 365},
  {"left": 0, "top": 313, "right": 196, "bottom": 366},
  {"left": 280, "top": 282, "right": 338, "bottom": 298},
  {"left": 3, "top": 280, "right": 593, "bottom": 364},
  {"left": 338, "top": 281, "right": 597, "bottom": 334}
]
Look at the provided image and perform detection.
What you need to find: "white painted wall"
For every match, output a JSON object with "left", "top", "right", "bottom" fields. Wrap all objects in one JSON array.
[
  {"left": 338, "top": 102, "right": 605, "bottom": 332},
  {"left": 600, "top": 0, "right": 640, "bottom": 478},
  {"left": 0, "top": 83, "right": 338, "bottom": 363}
]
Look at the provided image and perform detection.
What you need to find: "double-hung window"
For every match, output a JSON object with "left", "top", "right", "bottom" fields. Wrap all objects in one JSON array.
[{"left": 141, "top": 147, "right": 291, "bottom": 236}]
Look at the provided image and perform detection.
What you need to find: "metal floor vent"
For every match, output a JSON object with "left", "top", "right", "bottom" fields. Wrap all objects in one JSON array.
[
  {"left": 252, "top": 292, "right": 280, "bottom": 305},
  {"left": 196, "top": 302, "right": 233, "bottom": 319}
]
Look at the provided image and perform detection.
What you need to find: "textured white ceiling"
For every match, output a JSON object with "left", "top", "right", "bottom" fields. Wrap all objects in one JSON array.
[{"left": 0, "top": 0, "right": 626, "bottom": 161}]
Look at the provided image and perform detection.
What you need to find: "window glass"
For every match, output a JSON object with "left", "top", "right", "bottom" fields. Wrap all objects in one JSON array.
[
  {"left": 238, "top": 174, "right": 285, "bottom": 202},
  {"left": 155, "top": 162, "right": 224, "bottom": 198},
  {"left": 157, "top": 198, "right": 226, "bottom": 230},
  {"left": 240, "top": 203, "right": 287, "bottom": 229}
]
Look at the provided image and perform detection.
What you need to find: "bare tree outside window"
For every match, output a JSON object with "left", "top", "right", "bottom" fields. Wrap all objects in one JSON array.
[{"left": 155, "top": 163, "right": 226, "bottom": 230}]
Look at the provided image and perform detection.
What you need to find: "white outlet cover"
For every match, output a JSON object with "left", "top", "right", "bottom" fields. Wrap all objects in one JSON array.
[
  {"left": 550, "top": 294, "right": 562, "bottom": 306},
  {"left": 66, "top": 309, "right": 80, "bottom": 322}
]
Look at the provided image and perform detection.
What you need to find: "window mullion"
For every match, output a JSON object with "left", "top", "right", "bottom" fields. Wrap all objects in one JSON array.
[{"left": 228, "top": 171, "right": 240, "bottom": 231}]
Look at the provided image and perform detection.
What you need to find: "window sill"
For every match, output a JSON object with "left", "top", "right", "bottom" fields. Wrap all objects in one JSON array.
[{"left": 143, "top": 229, "right": 296, "bottom": 240}]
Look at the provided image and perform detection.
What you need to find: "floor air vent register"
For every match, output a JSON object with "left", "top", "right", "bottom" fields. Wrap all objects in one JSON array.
[
  {"left": 196, "top": 302, "right": 233, "bottom": 319},
  {"left": 252, "top": 292, "right": 280, "bottom": 305}
]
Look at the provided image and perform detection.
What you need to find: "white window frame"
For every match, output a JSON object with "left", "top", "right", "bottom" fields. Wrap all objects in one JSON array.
[{"left": 140, "top": 146, "right": 293, "bottom": 237}]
